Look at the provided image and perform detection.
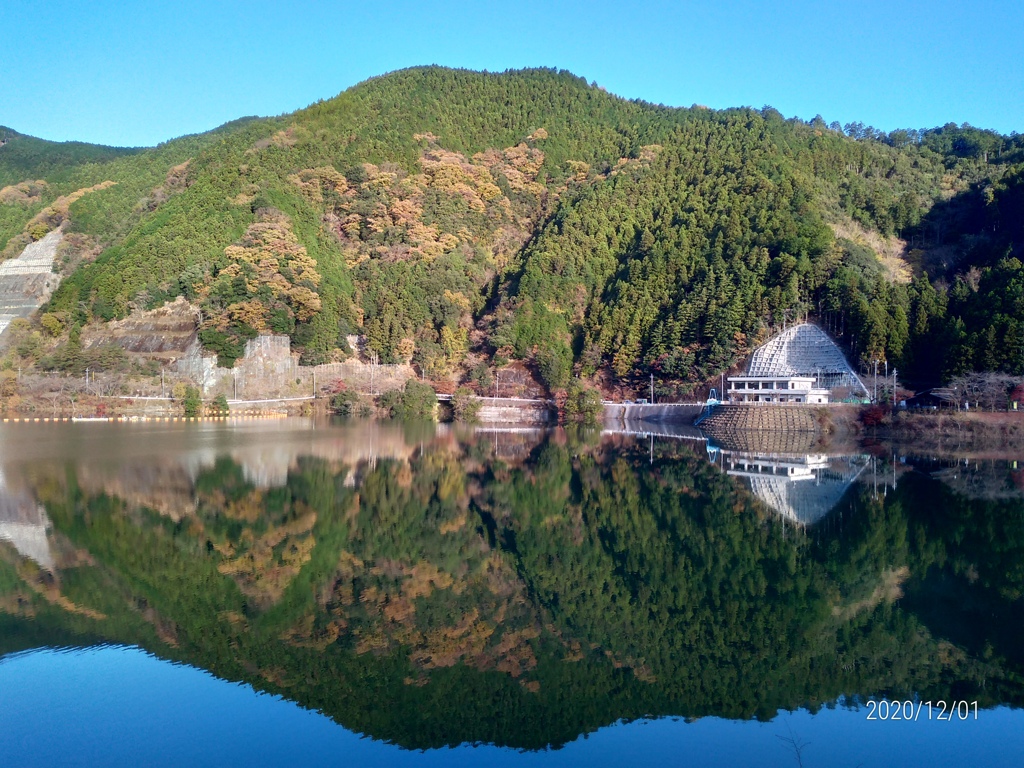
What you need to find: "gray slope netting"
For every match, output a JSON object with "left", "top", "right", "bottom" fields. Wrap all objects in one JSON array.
[{"left": 746, "top": 324, "right": 868, "bottom": 395}]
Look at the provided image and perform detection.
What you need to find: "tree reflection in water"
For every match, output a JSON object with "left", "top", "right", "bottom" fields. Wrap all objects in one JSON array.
[{"left": 1, "top": 423, "right": 1022, "bottom": 749}]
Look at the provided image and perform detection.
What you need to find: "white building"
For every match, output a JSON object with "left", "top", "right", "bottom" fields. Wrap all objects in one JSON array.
[
  {"left": 726, "top": 323, "right": 869, "bottom": 404},
  {"left": 726, "top": 375, "right": 831, "bottom": 404}
]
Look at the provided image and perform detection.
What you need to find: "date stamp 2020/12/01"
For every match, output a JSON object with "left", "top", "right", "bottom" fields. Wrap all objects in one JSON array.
[{"left": 866, "top": 700, "right": 979, "bottom": 721}]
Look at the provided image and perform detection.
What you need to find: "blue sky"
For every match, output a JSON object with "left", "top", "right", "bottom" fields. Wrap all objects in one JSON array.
[{"left": 1, "top": 0, "right": 1021, "bottom": 147}]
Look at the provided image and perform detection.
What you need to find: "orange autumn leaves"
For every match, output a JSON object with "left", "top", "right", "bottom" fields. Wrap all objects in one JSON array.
[
  {"left": 197, "top": 210, "right": 322, "bottom": 336},
  {"left": 290, "top": 133, "right": 547, "bottom": 267}
]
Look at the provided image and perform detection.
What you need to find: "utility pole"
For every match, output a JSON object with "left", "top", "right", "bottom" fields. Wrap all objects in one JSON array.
[
  {"left": 650, "top": 373, "right": 654, "bottom": 404},
  {"left": 873, "top": 359, "right": 878, "bottom": 403}
]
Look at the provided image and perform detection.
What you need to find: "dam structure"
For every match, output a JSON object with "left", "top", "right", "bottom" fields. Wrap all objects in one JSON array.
[
  {"left": 608, "top": 323, "right": 867, "bottom": 429},
  {"left": 604, "top": 402, "right": 705, "bottom": 425}
]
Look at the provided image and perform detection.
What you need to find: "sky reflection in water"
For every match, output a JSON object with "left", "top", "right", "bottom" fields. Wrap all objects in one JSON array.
[{"left": 3, "top": 645, "right": 1022, "bottom": 768}]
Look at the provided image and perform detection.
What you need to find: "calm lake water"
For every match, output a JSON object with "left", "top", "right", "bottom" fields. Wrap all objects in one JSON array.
[{"left": 1, "top": 419, "right": 1022, "bottom": 767}]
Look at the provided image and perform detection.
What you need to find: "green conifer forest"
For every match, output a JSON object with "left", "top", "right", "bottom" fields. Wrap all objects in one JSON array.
[{"left": 2, "top": 67, "right": 1022, "bottom": 390}]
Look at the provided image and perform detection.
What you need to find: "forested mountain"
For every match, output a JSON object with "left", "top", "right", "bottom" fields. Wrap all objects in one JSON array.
[{"left": 2, "top": 67, "right": 1022, "bottom": 389}]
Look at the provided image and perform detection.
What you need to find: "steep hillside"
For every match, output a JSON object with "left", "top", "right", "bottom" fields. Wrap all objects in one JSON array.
[{"left": 2, "top": 67, "right": 1022, "bottom": 390}]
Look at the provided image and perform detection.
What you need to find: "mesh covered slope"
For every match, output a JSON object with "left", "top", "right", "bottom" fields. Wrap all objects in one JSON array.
[{"left": 747, "top": 324, "right": 867, "bottom": 395}]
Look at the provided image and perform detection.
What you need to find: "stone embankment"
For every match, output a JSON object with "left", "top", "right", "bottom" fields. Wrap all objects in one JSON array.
[
  {"left": 75, "top": 296, "right": 415, "bottom": 400},
  {"left": 475, "top": 397, "right": 554, "bottom": 424},
  {"left": 202, "top": 336, "right": 415, "bottom": 400},
  {"left": 0, "top": 488, "right": 54, "bottom": 571},
  {"left": 873, "top": 410, "right": 1024, "bottom": 453},
  {"left": 81, "top": 296, "right": 198, "bottom": 359},
  {"left": 699, "top": 404, "right": 825, "bottom": 453}
]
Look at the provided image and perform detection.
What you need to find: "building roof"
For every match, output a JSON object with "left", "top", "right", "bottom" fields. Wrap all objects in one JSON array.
[
  {"left": 906, "top": 388, "right": 959, "bottom": 406},
  {"left": 728, "top": 375, "right": 816, "bottom": 381}
]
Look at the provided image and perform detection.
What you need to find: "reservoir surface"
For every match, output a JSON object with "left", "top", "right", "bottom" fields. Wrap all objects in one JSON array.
[{"left": 1, "top": 419, "right": 1022, "bottom": 766}]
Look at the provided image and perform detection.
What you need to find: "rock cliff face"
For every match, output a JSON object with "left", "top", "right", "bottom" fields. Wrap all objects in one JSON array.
[
  {"left": 80, "top": 296, "right": 199, "bottom": 361},
  {"left": 0, "top": 228, "right": 62, "bottom": 342},
  {"left": 180, "top": 333, "right": 415, "bottom": 398}
]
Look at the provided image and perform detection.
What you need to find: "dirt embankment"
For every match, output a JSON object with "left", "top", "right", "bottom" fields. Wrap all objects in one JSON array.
[{"left": 860, "top": 409, "right": 1024, "bottom": 454}]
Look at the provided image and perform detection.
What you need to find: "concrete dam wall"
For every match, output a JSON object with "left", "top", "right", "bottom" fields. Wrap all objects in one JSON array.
[{"left": 604, "top": 403, "right": 704, "bottom": 425}]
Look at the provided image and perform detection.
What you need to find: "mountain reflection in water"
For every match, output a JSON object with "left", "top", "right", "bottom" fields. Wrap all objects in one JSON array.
[{"left": 1, "top": 419, "right": 1023, "bottom": 755}]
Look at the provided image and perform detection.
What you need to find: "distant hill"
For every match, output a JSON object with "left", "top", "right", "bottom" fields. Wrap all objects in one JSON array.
[
  {"left": 2, "top": 67, "right": 1022, "bottom": 389},
  {"left": 0, "top": 126, "right": 141, "bottom": 187}
]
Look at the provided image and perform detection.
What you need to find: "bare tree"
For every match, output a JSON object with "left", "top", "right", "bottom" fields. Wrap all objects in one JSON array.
[
  {"left": 64, "top": 379, "right": 87, "bottom": 418},
  {"left": 776, "top": 721, "right": 810, "bottom": 768},
  {"left": 44, "top": 382, "right": 66, "bottom": 417},
  {"left": 950, "top": 373, "right": 1022, "bottom": 411},
  {"left": 93, "top": 372, "right": 124, "bottom": 397}
]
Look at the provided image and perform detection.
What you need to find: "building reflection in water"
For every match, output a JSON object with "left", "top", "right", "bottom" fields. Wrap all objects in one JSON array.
[
  {"left": 715, "top": 451, "right": 869, "bottom": 527},
  {"left": 603, "top": 421, "right": 872, "bottom": 528}
]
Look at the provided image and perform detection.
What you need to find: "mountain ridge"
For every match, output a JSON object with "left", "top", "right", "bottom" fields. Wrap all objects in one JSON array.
[{"left": 2, "top": 66, "right": 1022, "bottom": 393}]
